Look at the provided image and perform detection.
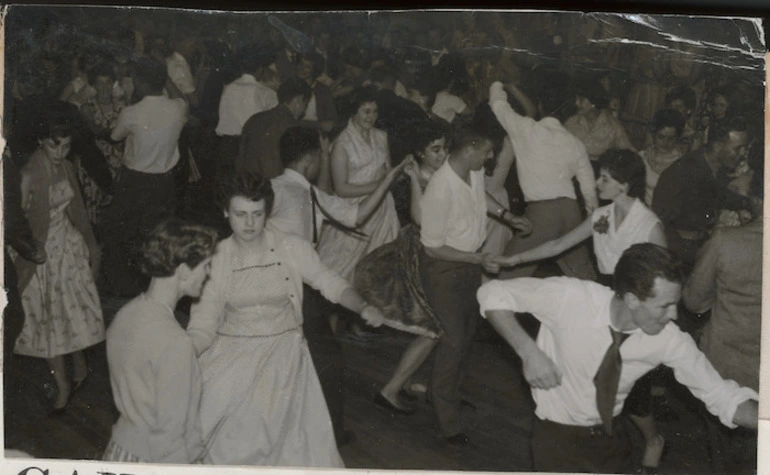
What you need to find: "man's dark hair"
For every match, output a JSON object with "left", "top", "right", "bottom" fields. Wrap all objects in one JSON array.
[
  {"left": 280, "top": 126, "right": 320, "bottom": 168},
  {"left": 277, "top": 77, "right": 312, "bottom": 104},
  {"left": 369, "top": 65, "right": 397, "bottom": 89},
  {"left": 132, "top": 57, "right": 167, "bottom": 92},
  {"left": 450, "top": 125, "right": 492, "bottom": 155},
  {"left": 534, "top": 70, "right": 572, "bottom": 121},
  {"left": 237, "top": 42, "right": 277, "bottom": 75},
  {"left": 707, "top": 115, "right": 748, "bottom": 147},
  {"left": 574, "top": 79, "right": 609, "bottom": 110},
  {"left": 613, "top": 243, "right": 685, "bottom": 301}
]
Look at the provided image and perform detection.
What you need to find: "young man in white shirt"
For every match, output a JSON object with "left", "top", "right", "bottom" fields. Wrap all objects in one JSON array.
[
  {"left": 488, "top": 78, "right": 598, "bottom": 281},
  {"left": 420, "top": 126, "right": 531, "bottom": 447},
  {"left": 478, "top": 243, "right": 758, "bottom": 473},
  {"left": 103, "top": 57, "right": 188, "bottom": 296}
]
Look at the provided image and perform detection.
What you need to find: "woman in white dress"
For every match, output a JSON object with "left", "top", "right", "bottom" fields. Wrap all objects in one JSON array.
[
  {"left": 187, "top": 172, "right": 384, "bottom": 467},
  {"left": 316, "top": 86, "right": 400, "bottom": 282},
  {"left": 498, "top": 148, "right": 668, "bottom": 472}
]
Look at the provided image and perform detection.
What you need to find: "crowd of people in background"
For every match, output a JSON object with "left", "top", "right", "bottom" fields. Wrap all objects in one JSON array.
[{"left": 3, "top": 8, "right": 763, "bottom": 474}]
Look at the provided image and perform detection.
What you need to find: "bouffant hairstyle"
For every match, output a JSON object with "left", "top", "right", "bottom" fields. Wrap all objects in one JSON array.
[
  {"left": 139, "top": 219, "right": 219, "bottom": 278},
  {"left": 37, "top": 102, "right": 77, "bottom": 142},
  {"left": 216, "top": 169, "right": 275, "bottom": 216},
  {"left": 598, "top": 149, "right": 647, "bottom": 200},
  {"left": 613, "top": 243, "right": 684, "bottom": 300}
]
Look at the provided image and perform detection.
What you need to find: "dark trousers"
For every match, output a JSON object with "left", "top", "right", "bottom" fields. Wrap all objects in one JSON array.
[
  {"left": 420, "top": 251, "right": 481, "bottom": 436},
  {"left": 501, "top": 198, "right": 596, "bottom": 281},
  {"left": 302, "top": 286, "right": 346, "bottom": 443},
  {"left": 101, "top": 167, "right": 177, "bottom": 296},
  {"left": 702, "top": 405, "right": 757, "bottom": 474},
  {"left": 532, "top": 417, "right": 632, "bottom": 473}
]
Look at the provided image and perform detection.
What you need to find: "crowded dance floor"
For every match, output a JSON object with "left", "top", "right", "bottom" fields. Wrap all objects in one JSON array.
[{"left": 2, "top": 6, "right": 765, "bottom": 474}]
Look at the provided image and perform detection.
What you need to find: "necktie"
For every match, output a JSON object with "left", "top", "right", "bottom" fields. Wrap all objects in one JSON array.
[
  {"left": 593, "top": 327, "right": 630, "bottom": 435},
  {"left": 310, "top": 187, "right": 367, "bottom": 244}
]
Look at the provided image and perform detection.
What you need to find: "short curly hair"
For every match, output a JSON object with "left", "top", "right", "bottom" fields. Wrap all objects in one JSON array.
[
  {"left": 598, "top": 149, "right": 646, "bottom": 200},
  {"left": 139, "top": 219, "right": 219, "bottom": 278},
  {"left": 216, "top": 169, "right": 275, "bottom": 216}
]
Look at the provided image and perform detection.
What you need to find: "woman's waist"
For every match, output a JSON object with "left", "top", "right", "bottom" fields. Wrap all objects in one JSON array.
[{"left": 217, "top": 312, "right": 302, "bottom": 338}]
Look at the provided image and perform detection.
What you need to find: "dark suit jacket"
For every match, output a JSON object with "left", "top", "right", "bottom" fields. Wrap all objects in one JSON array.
[{"left": 237, "top": 104, "right": 298, "bottom": 179}]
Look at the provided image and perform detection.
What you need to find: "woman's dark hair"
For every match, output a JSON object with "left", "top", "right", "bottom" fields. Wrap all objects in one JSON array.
[
  {"left": 408, "top": 119, "right": 449, "bottom": 161},
  {"left": 575, "top": 79, "right": 609, "bottom": 110},
  {"left": 350, "top": 84, "right": 380, "bottom": 113},
  {"left": 216, "top": 170, "right": 275, "bottom": 216},
  {"left": 277, "top": 77, "right": 313, "bottom": 104},
  {"left": 434, "top": 53, "right": 470, "bottom": 96},
  {"left": 649, "top": 109, "right": 685, "bottom": 136},
  {"left": 37, "top": 101, "right": 78, "bottom": 141},
  {"left": 598, "top": 149, "right": 646, "bottom": 200},
  {"left": 280, "top": 126, "right": 320, "bottom": 168},
  {"left": 139, "top": 218, "right": 219, "bottom": 278},
  {"left": 665, "top": 85, "right": 696, "bottom": 112},
  {"left": 613, "top": 243, "right": 684, "bottom": 300}
]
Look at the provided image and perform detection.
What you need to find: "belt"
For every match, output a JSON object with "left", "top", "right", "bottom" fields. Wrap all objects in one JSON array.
[{"left": 536, "top": 416, "right": 624, "bottom": 438}]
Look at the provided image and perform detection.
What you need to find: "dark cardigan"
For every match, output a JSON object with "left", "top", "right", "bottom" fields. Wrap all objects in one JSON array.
[{"left": 14, "top": 149, "right": 97, "bottom": 293}]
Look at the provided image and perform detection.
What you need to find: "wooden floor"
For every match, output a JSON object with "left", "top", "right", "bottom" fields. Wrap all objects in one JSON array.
[{"left": 3, "top": 294, "right": 748, "bottom": 473}]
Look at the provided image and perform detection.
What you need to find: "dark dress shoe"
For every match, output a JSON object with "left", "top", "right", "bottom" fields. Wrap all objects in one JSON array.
[
  {"left": 374, "top": 393, "right": 415, "bottom": 415},
  {"left": 444, "top": 432, "right": 471, "bottom": 447}
]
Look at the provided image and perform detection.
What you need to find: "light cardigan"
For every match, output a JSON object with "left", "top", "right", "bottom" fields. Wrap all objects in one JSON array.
[
  {"left": 15, "top": 150, "right": 97, "bottom": 292},
  {"left": 188, "top": 230, "right": 350, "bottom": 355}
]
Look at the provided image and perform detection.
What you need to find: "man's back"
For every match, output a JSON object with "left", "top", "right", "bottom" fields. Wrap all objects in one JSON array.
[{"left": 238, "top": 104, "right": 297, "bottom": 178}]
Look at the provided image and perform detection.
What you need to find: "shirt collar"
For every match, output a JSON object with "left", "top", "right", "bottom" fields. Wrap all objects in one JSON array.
[
  {"left": 236, "top": 74, "right": 258, "bottom": 85},
  {"left": 279, "top": 168, "right": 312, "bottom": 190}
]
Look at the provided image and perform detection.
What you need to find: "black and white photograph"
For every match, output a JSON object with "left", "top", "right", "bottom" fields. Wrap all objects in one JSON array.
[{"left": 1, "top": 4, "right": 766, "bottom": 474}]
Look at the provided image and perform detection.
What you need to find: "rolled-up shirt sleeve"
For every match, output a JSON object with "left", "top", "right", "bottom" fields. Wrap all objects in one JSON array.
[{"left": 660, "top": 325, "right": 758, "bottom": 428}]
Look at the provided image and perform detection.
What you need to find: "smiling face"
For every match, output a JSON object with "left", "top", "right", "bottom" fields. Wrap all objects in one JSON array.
[
  {"left": 596, "top": 168, "right": 627, "bottom": 201},
  {"left": 626, "top": 277, "right": 681, "bottom": 335},
  {"left": 41, "top": 136, "right": 72, "bottom": 165},
  {"left": 717, "top": 130, "right": 749, "bottom": 172},
  {"left": 226, "top": 196, "right": 267, "bottom": 244},
  {"left": 352, "top": 101, "right": 378, "bottom": 131},
  {"left": 417, "top": 137, "right": 448, "bottom": 173}
]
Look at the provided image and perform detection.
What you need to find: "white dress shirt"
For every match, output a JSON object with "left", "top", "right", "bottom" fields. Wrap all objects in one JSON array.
[
  {"left": 591, "top": 199, "right": 661, "bottom": 274},
  {"left": 215, "top": 74, "right": 278, "bottom": 136},
  {"left": 420, "top": 160, "right": 487, "bottom": 252},
  {"left": 489, "top": 83, "right": 598, "bottom": 209},
  {"left": 268, "top": 169, "right": 358, "bottom": 241},
  {"left": 111, "top": 95, "right": 188, "bottom": 174},
  {"left": 477, "top": 276, "right": 758, "bottom": 428}
]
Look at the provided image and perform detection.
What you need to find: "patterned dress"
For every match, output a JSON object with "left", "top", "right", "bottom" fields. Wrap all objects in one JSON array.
[{"left": 15, "top": 178, "right": 105, "bottom": 358}]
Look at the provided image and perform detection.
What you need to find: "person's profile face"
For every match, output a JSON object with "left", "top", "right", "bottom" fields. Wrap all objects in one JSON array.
[
  {"left": 418, "top": 137, "right": 448, "bottom": 173},
  {"left": 225, "top": 197, "right": 267, "bottom": 244},
  {"left": 352, "top": 101, "right": 378, "bottom": 131},
  {"left": 467, "top": 139, "right": 494, "bottom": 171},
  {"left": 595, "top": 168, "right": 626, "bottom": 201},
  {"left": 719, "top": 131, "right": 749, "bottom": 171},
  {"left": 185, "top": 256, "right": 213, "bottom": 298},
  {"left": 629, "top": 277, "right": 681, "bottom": 335}
]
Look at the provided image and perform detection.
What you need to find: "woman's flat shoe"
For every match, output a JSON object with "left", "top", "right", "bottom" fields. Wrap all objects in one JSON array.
[{"left": 374, "top": 393, "right": 415, "bottom": 415}]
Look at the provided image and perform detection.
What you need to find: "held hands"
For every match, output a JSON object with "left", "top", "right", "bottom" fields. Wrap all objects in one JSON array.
[
  {"left": 480, "top": 253, "right": 501, "bottom": 274},
  {"left": 522, "top": 346, "right": 563, "bottom": 389},
  {"left": 361, "top": 305, "right": 385, "bottom": 328}
]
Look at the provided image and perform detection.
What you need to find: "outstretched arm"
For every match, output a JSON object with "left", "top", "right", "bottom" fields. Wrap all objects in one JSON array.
[
  {"left": 500, "top": 217, "right": 592, "bottom": 267},
  {"left": 355, "top": 157, "right": 409, "bottom": 225}
]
